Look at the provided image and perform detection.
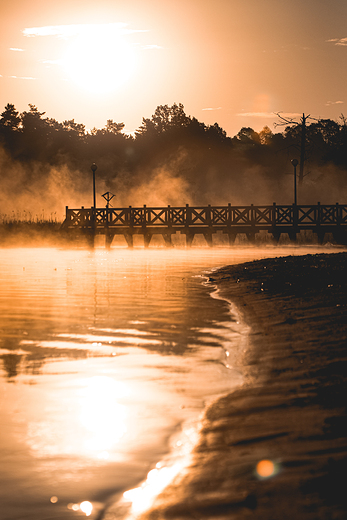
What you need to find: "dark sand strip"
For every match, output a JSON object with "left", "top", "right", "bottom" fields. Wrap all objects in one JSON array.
[{"left": 139, "top": 252, "right": 347, "bottom": 520}]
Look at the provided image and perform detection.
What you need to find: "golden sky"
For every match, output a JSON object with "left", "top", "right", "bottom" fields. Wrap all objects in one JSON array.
[{"left": 1, "top": 0, "right": 346, "bottom": 136}]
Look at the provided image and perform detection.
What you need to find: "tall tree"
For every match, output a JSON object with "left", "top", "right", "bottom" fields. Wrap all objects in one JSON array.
[
  {"left": 136, "top": 103, "right": 190, "bottom": 136},
  {"left": 0, "top": 103, "right": 21, "bottom": 131},
  {"left": 105, "top": 119, "right": 125, "bottom": 134},
  {"left": 275, "top": 113, "right": 317, "bottom": 185}
]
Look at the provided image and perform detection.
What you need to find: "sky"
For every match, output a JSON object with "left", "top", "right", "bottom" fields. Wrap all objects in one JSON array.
[{"left": 1, "top": 0, "right": 347, "bottom": 137}]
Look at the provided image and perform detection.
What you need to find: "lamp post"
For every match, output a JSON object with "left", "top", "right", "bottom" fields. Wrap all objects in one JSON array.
[
  {"left": 291, "top": 159, "right": 298, "bottom": 206},
  {"left": 91, "top": 163, "right": 97, "bottom": 209}
]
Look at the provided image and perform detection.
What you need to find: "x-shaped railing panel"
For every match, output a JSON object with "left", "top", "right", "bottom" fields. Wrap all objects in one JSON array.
[
  {"left": 320, "top": 206, "right": 335, "bottom": 223},
  {"left": 108, "top": 209, "right": 129, "bottom": 226},
  {"left": 132, "top": 209, "right": 146, "bottom": 225},
  {"left": 276, "top": 206, "right": 293, "bottom": 224},
  {"left": 147, "top": 209, "right": 168, "bottom": 225},
  {"left": 190, "top": 208, "right": 208, "bottom": 225},
  {"left": 231, "top": 207, "right": 251, "bottom": 224},
  {"left": 211, "top": 208, "right": 228, "bottom": 224},
  {"left": 339, "top": 206, "right": 347, "bottom": 223},
  {"left": 171, "top": 208, "right": 186, "bottom": 224},
  {"left": 298, "top": 207, "right": 316, "bottom": 223},
  {"left": 254, "top": 207, "right": 272, "bottom": 224}
]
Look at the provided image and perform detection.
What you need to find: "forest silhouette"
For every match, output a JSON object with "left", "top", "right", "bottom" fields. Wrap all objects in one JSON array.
[{"left": 1, "top": 102, "right": 347, "bottom": 220}]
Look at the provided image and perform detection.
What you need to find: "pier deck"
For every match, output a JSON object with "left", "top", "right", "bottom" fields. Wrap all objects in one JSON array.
[{"left": 61, "top": 203, "right": 347, "bottom": 247}]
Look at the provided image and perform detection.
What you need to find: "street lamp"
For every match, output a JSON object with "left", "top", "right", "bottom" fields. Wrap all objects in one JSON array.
[
  {"left": 291, "top": 159, "right": 298, "bottom": 206},
  {"left": 91, "top": 163, "right": 97, "bottom": 209}
]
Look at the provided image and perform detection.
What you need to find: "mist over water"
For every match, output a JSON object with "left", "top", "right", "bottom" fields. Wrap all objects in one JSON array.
[{"left": 0, "top": 245, "right": 336, "bottom": 520}]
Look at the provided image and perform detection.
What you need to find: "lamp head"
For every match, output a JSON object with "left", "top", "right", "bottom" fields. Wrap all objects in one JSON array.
[
  {"left": 91, "top": 163, "right": 97, "bottom": 172},
  {"left": 291, "top": 159, "right": 298, "bottom": 167}
]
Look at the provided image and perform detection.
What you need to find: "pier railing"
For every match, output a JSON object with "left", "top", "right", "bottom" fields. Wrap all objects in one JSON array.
[
  {"left": 61, "top": 203, "right": 347, "bottom": 247},
  {"left": 63, "top": 203, "right": 347, "bottom": 229}
]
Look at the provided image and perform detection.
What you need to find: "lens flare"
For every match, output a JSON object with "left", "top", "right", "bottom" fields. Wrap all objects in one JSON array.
[
  {"left": 256, "top": 459, "right": 276, "bottom": 478},
  {"left": 80, "top": 501, "right": 93, "bottom": 516}
]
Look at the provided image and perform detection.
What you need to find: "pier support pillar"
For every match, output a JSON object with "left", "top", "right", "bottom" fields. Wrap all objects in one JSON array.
[
  {"left": 246, "top": 232, "right": 256, "bottom": 244},
  {"left": 144, "top": 232, "right": 152, "bottom": 248},
  {"left": 203, "top": 232, "right": 213, "bottom": 247},
  {"left": 163, "top": 233, "right": 173, "bottom": 247},
  {"left": 186, "top": 233, "right": 194, "bottom": 248},
  {"left": 288, "top": 231, "right": 297, "bottom": 242},
  {"left": 273, "top": 231, "right": 281, "bottom": 244},
  {"left": 85, "top": 232, "right": 95, "bottom": 249},
  {"left": 227, "top": 233, "right": 236, "bottom": 246},
  {"left": 124, "top": 233, "right": 134, "bottom": 248},
  {"left": 105, "top": 232, "right": 114, "bottom": 249},
  {"left": 316, "top": 230, "right": 325, "bottom": 245}
]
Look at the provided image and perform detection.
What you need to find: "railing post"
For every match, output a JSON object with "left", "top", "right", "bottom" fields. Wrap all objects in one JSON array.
[
  {"left": 293, "top": 203, "right": 297, "bottom": 228},
  {"left": 128, "top": 206, "right": 133, "bottom": 227},
  {"left": 185, "top": 204, "right": 190, "bottom": 227},
  {"left": 167, "top": 205, "right": 171, "bottom": 227},
  {"left": 272, "top": 202, "right": 276, "bottom": 226},
  {"left": 143, "top": 204, "right": 147, "bottom": 229},
  {"left": 336, "top": 202, "right": 340, "bottom": 225},
  {"left": 250, "top": 204, "right": 255, "bottom": 226},
  {"left": 207, "top": 204, "right": 212, "bottom": 226}
]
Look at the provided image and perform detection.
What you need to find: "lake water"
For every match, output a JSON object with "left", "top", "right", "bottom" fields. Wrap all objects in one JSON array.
[{"left": 0, "top": 245, "right": 331, "bottom": 519}]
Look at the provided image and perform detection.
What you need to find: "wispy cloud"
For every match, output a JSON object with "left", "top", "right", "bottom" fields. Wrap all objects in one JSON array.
[
  {"left": 40, "top": 59, "right": 60, "bottom": 64},
  {"left": 237, "top": 112, "right": 275, "bottom": 118},
  {"left": 23, "top": 23, "right": 147, "bottom": 39},
  {"left": 10, "top": 47, "right": 25, "bottom": 52},
  {"left": 237, "top": 111, "right": 305, "bottom": 120},
  {"left": 142, "top": 44, "right": 163, "bottom": 50},
  {"left": 326, "top": 100, "right": 344, "bottom": 106},
  {"left": 9, "top": 75, "right": 36, "bottom": 80},
  {"left": 202, "top": 107, "right": 222, "bottom": 111},
  {"left": 327, "top": 37, "right": 347, "bottom": 46}
]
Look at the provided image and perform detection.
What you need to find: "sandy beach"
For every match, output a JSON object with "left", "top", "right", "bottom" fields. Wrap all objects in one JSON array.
[{"left": 132, "top": 252, "right": 347, "bottom": 520}]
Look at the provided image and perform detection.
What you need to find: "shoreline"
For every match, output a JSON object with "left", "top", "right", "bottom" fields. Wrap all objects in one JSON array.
[{"left": 134, "top": 252, "right": 347, "bottom": 520}]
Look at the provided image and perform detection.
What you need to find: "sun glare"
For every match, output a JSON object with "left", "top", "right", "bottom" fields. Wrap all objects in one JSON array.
[{"left": 62, "top": 26, "right": 137, "bottom": 94}]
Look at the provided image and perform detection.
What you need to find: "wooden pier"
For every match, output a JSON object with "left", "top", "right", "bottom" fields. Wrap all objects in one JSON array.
[{"left": 61, "top": 203, "right": 347, "bottom": 247}]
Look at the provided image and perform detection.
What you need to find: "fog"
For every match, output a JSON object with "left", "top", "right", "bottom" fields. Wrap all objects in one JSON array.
[
  {"left": 1, "top": 149, "right": 346, "bottom": 227},
  {"left": 1, "top": 103, "right": 347, "bottom": 221}
]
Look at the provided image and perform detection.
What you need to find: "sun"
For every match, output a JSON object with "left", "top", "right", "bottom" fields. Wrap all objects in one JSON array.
[{"left": 62, "top": 26, "right": 137, "bottom": 94}]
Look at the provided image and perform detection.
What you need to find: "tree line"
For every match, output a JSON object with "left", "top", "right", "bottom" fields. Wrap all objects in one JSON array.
[{"left": 1, "top": 102, "right": 347, "bottom": 216}]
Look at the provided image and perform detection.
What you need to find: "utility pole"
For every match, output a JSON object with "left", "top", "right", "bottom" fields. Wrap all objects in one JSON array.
[
  {"left": 299, "top": 114, "right": 308, "bottom": 186},
  {"left": 91, "top": 163, "right": 97, "bottom": 209}
]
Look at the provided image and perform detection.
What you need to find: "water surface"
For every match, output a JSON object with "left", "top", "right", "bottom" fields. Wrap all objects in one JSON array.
[{"left": 0, "top": 246, "right": 331, "bottom": 519}]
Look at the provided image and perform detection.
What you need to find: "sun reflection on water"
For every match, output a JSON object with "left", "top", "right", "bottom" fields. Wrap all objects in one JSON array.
[
  {"left": 120, "top": 423, "right": 199, "bottom": 517},
  {"left": 78, "top": 376, "right": 129, "bottom": 455},
  {"left": 25, "top": 374, "right": 130, "bottom": 462}
]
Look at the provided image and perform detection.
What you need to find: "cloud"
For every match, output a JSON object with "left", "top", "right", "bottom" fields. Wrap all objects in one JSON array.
[
  {"left": 327, "top": 37, "right": 347, "bottom": 46},
  {"left": 238, "top": 111, "right": 304, "bottom": 120},
  {"left": 237, "top": 112, "right": 275, "bottom": 118},
  {"left": 23, "top": 23, "right": 147, "bottom": 39},
  {"left": 10, "top": 47, "right": 25, "bottom": 52},
  {"left": 202, "top": 107, "right": 222, "bottom": 111},
  {"left": 40, "top": 59, "right": 60, "bottom": 64},
  {"left": 9, "top": 75, "right": 36, "bottom": 80},
  {"left": 141, "top": 44, "right": 163, "bottom": 50},
  {"left": 326, "top": 100, "right": 344, "bottom": 106}
]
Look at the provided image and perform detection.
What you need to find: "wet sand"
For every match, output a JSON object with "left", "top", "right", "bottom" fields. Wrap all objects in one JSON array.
[{"left": 137, "top": 252, "right": 347, "bottom": 520}]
